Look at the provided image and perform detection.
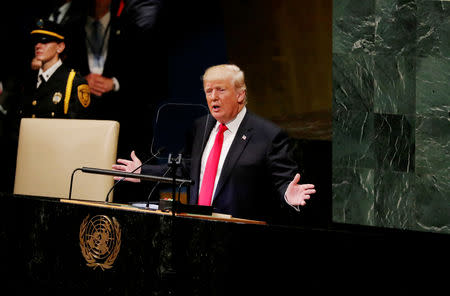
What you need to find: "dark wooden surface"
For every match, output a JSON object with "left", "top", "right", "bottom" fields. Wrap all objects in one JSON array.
[{"left": 0, "top": 193, "right": 448, "bottom": 295}]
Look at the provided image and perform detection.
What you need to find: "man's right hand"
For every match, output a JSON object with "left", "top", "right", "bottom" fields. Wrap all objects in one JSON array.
[
  {"left": 85, "top": 73, "right": 115, "bottom": 97},
  {"left": 112, "top": 150, "right": 142, "bottom": 183}
]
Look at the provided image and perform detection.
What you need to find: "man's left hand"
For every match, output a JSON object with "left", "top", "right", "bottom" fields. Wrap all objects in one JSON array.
[{"left": 285, "top": 173, "right": 316, "bottom": 207}]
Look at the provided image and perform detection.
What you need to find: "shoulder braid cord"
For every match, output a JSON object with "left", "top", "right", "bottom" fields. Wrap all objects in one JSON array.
[{"left": 64, "top": 69, "right": 76, "bottom": 114}]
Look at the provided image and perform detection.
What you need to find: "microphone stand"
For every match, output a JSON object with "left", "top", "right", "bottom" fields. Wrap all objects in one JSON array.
[
  {"left": 167, "top": 153, "right": 182, "bottom": 216},
  {"left": 166, "top": 153, "right": 184, "bottom": 296},
  {"left": 145, "top": 167, "right": 171, "bottom": 208}
]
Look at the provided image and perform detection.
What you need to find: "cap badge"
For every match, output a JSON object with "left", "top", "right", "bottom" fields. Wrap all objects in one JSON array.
[{"left": 37, "top": 19, "right": 44, "bottom": 28}]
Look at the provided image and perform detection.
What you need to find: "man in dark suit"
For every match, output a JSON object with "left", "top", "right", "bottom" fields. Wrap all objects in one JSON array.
[
  {"left": 63, "top": 0, "right": 165, "bottom": 158},
  {"left": 113, "top": 64, "right": 316, "bottom": 221},
  {"left": 59, "top": 0, "right": 164, "bottom": 201}
]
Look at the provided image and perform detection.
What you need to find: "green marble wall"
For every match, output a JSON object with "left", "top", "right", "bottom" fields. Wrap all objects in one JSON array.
[{"left": 332, "top": 0, "right": 449, "bottom": 233}]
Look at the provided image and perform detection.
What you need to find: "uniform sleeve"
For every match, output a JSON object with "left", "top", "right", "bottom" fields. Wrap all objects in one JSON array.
[{"left": 67, "top": 72, "right": 92, "bottom": 119}]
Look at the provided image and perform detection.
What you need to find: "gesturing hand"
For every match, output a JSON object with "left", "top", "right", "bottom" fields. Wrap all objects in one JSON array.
[
  {"left": 112, "top": 150, "right": 142, "bottom": 183},
  {"left": 285, "top": 173, "right": 316, "bottom": 207}
]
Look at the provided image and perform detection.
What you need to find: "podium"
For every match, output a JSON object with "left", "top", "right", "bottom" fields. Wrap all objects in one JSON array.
[{"left": 0, "top": 193, "right": 448, "bottom": 295}]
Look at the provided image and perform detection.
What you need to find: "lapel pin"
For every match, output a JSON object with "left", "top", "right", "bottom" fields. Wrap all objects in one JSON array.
[{"left": 242, "top": 135, "right": 247, "bottom": 141}]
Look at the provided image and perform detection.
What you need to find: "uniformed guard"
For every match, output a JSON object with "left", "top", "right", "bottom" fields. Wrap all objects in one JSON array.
[{"left": 20, "top": 19, "right": 91, "bottom": 119}]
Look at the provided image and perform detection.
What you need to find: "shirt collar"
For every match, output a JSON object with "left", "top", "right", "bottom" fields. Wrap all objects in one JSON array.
[
  {"left": 59, "top": 2, "right": 71, "bottom": 15},
  {"left": 56, "top": 2, "right": 71, "bottom": 21},
  {"left": 38, "top": 59, "right": 62, "bottom": 82},
  {"left": 215, "top": 106, "right": 247, "bottom": 134}
]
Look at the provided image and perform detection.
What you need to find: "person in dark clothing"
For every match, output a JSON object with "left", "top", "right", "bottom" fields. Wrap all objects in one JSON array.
[{"left": 19, "top": 19, "right": 91, "bottom": 119}]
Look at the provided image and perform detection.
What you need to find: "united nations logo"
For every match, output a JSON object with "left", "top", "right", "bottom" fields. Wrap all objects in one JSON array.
[{"left": 79, "top": 215, "right": 121, "bottom": 270}]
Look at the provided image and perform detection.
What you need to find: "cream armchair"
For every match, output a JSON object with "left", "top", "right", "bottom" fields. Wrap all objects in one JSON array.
[{"left": 14, "top": 118, "right": 119, "bottom": 202}]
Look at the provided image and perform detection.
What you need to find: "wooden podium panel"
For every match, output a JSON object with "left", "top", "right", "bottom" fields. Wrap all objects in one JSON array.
[{"left": 0, "top": 193, "right": 448, "bottom": 295}]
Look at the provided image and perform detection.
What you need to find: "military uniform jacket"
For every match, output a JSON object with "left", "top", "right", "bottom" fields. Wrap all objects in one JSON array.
[{"left": 21, "top": 64, "right": 91, "bottom": 119}]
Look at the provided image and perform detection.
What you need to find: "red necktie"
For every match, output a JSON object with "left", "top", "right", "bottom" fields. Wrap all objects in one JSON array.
[{"left": 198, "top": 123, "right": 228, "bottom": 206}]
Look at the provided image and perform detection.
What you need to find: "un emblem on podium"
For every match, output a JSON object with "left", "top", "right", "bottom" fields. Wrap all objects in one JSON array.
[{"left": 79, "top": 215, "right": 121, "bottom": 270}]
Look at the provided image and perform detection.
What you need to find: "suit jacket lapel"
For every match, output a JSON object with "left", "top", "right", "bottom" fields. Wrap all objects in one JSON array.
[{"left": 213, "top": 112, "right": 253, "bottom": 201}]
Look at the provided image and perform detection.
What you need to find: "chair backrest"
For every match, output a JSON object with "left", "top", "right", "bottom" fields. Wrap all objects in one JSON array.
[{"left": 14, "top": 118, "right": 119, "bottom": 202}]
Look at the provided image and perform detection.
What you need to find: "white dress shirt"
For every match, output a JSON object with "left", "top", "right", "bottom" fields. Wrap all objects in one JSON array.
[
  {"left": 85, "top": 13, "right": 111, "bottom": 75},
  {"left": 199, "top": 107, "right": 247, "bottom": 204},
  {"left": 84, "top": 12, "right": 120, "bottom": 91},
  {"left": 37, "top": 59, "right": 62, "bottom": 88}
]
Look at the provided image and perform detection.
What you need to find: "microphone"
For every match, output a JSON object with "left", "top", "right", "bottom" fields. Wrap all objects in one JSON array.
[{"left": 104, "top": 146, "right": 165, "bottom": 202}]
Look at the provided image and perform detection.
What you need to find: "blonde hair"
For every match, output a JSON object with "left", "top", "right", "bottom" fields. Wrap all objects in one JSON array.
[{"left": 203, "top": 64, "right": 247, "bottom": 96}]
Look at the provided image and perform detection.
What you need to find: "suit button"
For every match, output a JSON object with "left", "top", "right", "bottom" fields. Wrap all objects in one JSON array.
[
  {"left": 32, "top": 114, "right": 36, "bottom": 118},
  {"left": 32, "top": 100, "right": 37, "bottom": 106},
  {"left": 51, "top": 112, "right": 55, "bottom": 117}
]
